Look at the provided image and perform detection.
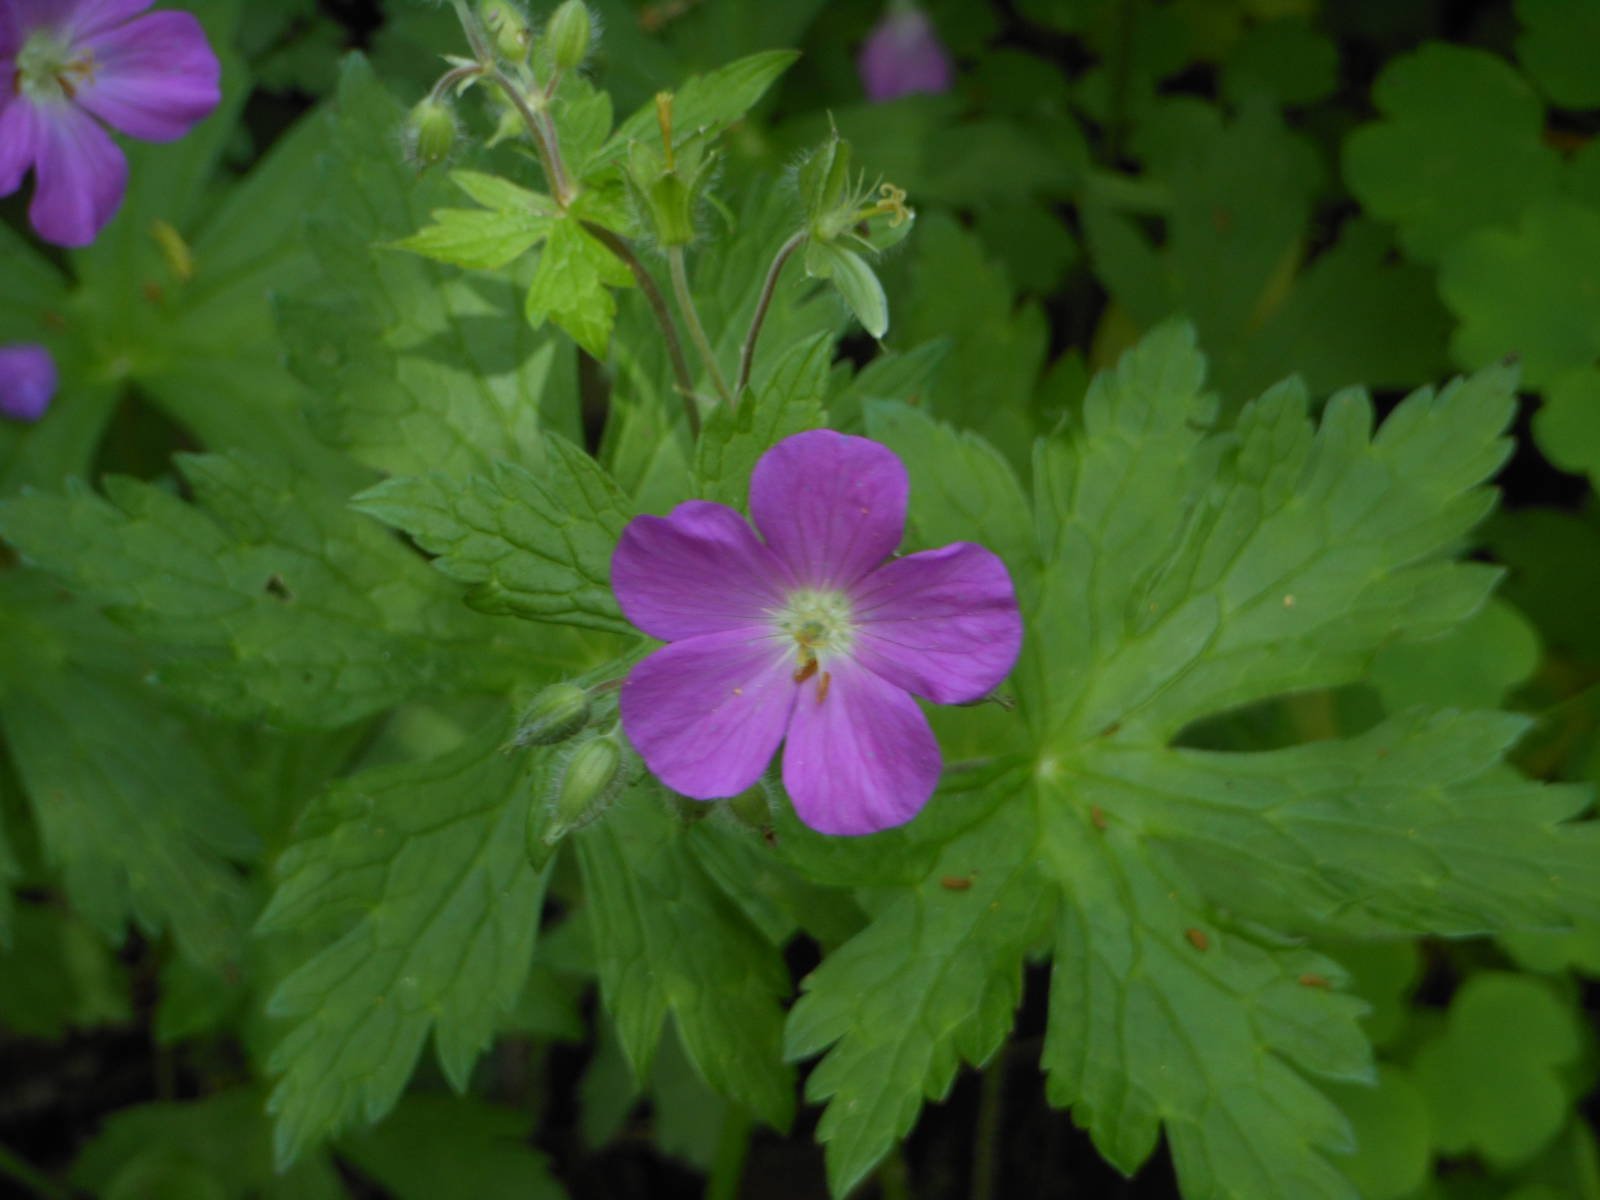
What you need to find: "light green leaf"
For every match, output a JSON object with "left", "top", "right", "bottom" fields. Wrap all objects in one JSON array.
[
  {"left": 525, "top": 214, "right": 634, "bottom": 358},
  {"left": 393, "top": 207, "right": 554, "bottom": 271},
  {"left": 607, "top": 50, "right": 800, "bottom": 154},
  {"left": 1324, "top": 1067, "right": 1432, "bottom": 1200},
  {"left": 1440, "top": 199, "right": 1600, "bottom": 388},
  {"left": 0, "top": 454, "right": 562, "bottom": 729},
  {"left": 805, "top": 240, "right": 888, "bottom": 339},
  {"left": 695, "top": 334, "right": 830, "bottom": 508},
  {"left": 338, "top": 1095, "right": 565, "bottom": 1200},
  {"left": 1370, "top": 596, "right": 1540, "bottom": 712},
  {"left": 1413, "top": 973, "right": 1583, "bottom": 1169},
  {"left": 575, "top": 783, "right": 794, "bottom": 1129},
  {"left": 259, "top": 722, "right": 551, "bottom": 1164},
  {"left": 354, "top": 434, "right": 633, "bottom": 635},
  {"left": 1344, "top": 44, "right": 1563, "bottom": 262}
]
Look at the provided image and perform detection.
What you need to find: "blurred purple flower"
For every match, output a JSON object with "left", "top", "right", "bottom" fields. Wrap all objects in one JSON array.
[
  {"left": 0, "top": 0, "right": 221, "bottom": 247},
  {"left": 0, "top": 344, "right": 57, "bottom": 422},
  {"left": 858, "top": 3, "right": 954, "bottom": 103},
  {"left": 611, "top": 430, "right": 1022, "bottom": 836}
]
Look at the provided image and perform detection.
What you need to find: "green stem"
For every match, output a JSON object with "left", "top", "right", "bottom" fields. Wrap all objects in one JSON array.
[
  {"left": 486, "top": 67, "right": 574, "bottom": 206},
  {"left": 449, "top": 0, "right": 493, "bottom": 63},
  {"left": 971, "top": 1058, "right": 1005, "bottom": 1200},
  {"left": 582, "top": 223, "right": 701, "bottom": 437},
  {"left": 876, "top": 1148, "right": 912, "bottom": 1200},
  {"left": 668, "top": 246, "right": 734, "bottom": 407},
  {"left": 0, "top": 1143, "right": 70, "bottom": 1200},
  {"left": 1105, "top": 0, "right": 1138, "bottom": 162},
  {"left": 704, "top": 1106, "right": 752, "bottom": 1200},
  {"left": 735, "top": 230, "right": 806, "bottom": 398}
]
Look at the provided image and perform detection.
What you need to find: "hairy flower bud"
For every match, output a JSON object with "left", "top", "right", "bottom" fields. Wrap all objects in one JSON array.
[
  {"left": 405, "top": 97, "right": 457, "bottom": 168},
  {"left": 514, "top": 682, "right": 591, "bottom": 747},
  {"left": 546, "top": 0, "right": 593, "bottom": 71},
  {"left": 546, "top": 733, "right": 627, "bottom": 840},
  {"left": 479, "top": 0, "right": 533, "bottom": 61}
]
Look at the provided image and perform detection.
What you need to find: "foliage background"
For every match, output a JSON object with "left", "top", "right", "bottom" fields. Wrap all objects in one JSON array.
[{"left": 0, "top": 1, "right": 1598, "bottom": 1198}]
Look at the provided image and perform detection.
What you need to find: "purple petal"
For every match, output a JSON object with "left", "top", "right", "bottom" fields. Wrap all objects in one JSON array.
[
  {"left": 61, "top": 0, "right": 154, "bottom": 42},
  {"left": 857, "top": 9, "right": 954, "bottom": 103},
  {"left": 28, "top": 98, "right": 127, "bottom": 246},
  {"left": 850, "top": 542, "right": 1023, "bottom": 704},
  {"left": 620, "top": 628, "right": 796, "bottom": 799},
  {"left": 749, "top": 429, "right": 908, "bottom": 588},
  {"left": 0, "top": 99, "right": 41, "bottom": 197},
  {"left": 75, "top": 9, "right": 220, "bottom": 142},
  {"left": 782, "top": 659, "right": 940, "bottom": 835},
  {"left": 0, "top": 344, "right": 58, "bottom": 422},
  {"left": 612, "top": 500, "right": 794, "bottom": 641}
]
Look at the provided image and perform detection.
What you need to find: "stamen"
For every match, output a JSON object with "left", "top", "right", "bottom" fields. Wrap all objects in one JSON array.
[
  {"left": 816, "top": 671, "right": 831, "bottom": 704},
  {"left": 793, "top": 656, "right": 818, "bottom": 685}
]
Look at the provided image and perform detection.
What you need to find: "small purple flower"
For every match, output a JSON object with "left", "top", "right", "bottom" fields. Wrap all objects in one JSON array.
[
  {"left": 0, "top": 343, "right": 57, "bottom": 422},
  {"left": 0, "top": 0, "right": 221, "bottom": 247},
  {"left": 858, "top": 3, "right": 954, "bottom": 103},
  {"left": 612, "top": 430, "right": 1022, "bottom": 836}
]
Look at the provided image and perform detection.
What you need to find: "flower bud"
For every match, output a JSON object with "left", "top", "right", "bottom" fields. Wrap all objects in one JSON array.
[
  {"left": 546, "top": 0, "right": 592, "bottom": 71},
  {"left": 405, "top": 97, "right": 457, "bottom": 168},
  {"left": 513, "top": 682, "right": 591, "bottom": 747},
  {"left": 546, "top": 733, "right": 627, "bottom": 841},
  {"left": 479, "top": 0, "right": 533, "bottom": 61}
]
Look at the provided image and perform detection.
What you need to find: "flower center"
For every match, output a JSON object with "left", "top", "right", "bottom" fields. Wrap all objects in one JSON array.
[
  {"left": 775, "top": 588, "right": 855, "bottom": 684},
  {"left": 15, "top": 30, "right": 95, "bottom": 104}
]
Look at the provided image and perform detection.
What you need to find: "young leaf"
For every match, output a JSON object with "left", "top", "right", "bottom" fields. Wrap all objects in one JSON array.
[
  {"left": 524, "top": 214, "right": 635, "bottom": 359},
  {"left": 259, "top": 723, "right": 552, "bottom": 1164},
  {"left": 606, "top": 50, "right": 800, "bottom": 155},
  {"left": 354, "top": 434, "right": 634, "bottom": 634},
  {"left": 575, "top": 783, "right": 795, "bottom": 1129},
  {"left": 805, "top": 240, "right": 888, "bottom": 339}
]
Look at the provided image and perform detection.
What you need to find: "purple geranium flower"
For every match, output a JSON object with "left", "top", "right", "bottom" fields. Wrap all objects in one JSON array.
[
  {"left": 612, "top": 430, "right": 1022, "bottom": 836},
  {"left": 0, "top": 343, "right": 57, "bottom": 422},
  {"left": 0, "top": 0, "right": 221, "bottom": 247},
  {"left": 857, "top": 2, "right": 954, "bottom": 103}
]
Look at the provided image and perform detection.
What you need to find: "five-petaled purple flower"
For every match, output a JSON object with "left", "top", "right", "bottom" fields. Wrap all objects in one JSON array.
[
  {"left": 0, "top": 343, "right": 57, "bottom": 422},
  {"left": 857, "top": 2, "right": 954, "bottom": 103},
  {"left": 612, "top": 430, "right": 1022, "bottom": 836},
  {"left": 0, "top": 0, "right": 221, "bottom": 247}
]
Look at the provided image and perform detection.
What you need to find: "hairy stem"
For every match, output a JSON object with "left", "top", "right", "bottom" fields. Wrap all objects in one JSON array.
[
  {"left": 427, "top": 62, "right": 484, "bottom": 103},
  {"left": 668, "top": 246, "right": 735, "bottom": 407},
  {"left": 485, "top": 66, "right": 574, "bottom": 206},
  {"left": 582, "top": 223, "right": 701, "bottom": 437},
  {"left": 449, "top": 0, "right": 494, "bottom": 62},
  {"left": 735, "top": 230, "right": 807, "bottom": 398}
]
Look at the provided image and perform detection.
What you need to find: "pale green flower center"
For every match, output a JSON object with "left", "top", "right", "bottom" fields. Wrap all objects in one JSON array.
[
  {"left": 16, "top": 30, "right": 95, "bottom": 105},
  {"left": 775, "top": 589, "right": 856, "bottom": 683}
]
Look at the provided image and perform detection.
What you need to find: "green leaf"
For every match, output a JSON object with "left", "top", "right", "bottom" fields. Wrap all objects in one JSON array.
[
  {"left": 788, "top": 325, "right": 1600, "bottom": 1199},
  {"left": 1324, "top": 1067, "right": 1432, "bottom": 1200},
  {"left": 0, "top": 579, "right": 257, "bottom": 965},
  {"left": 575, "top": 783, "right": 794, "bottom": 1129},
  {"left": 524, "top": 214, "right": 634, "bottom": 359},
  {"left": 259, "top": 722, "right": 551, "bottom": 1164},
  {"left": 1221, "top": 19, "right": 1339, "bottom": 107},
  {"left": 1369, "top": 596, "right": 1540, "bottom": 712},
  {"left": 338, "top": 1095, "right": 565, "bottom": 1200},
  {"left": 393, "top": 208, "right": 554, "bottom": 271},
  {"left": 1534, "top": 366, "right": 1600, "bottom": 486},
  {"left": 784, "top": 793, "right": 1052, "bottom": 1198},
  {"left": 1516, "top": 0, "right": 1600, "bottom": 108},
  {"left": 1344, "top": 44, "right": 1563, "bottom": 262},
  {"left": 695, "top": 334, "right": 830, "bottom": 508},
  {"left": 72, "top": 1091, "right": 345, "bottom": 1200},
  {"left": 354, "top": 434, "right": 634, "bottom": 635},
  {"left": 0, "top": 905, "right": 131, "bottom": 1037},
  {"left": 1413, "top": 973, "right": 1583, "bottom": 1168},
  {"left": 805, "top": 240, "right": 888, "bottom": 339},
  {"left": 0, "top": 454, "right": 567, "bottom": 729},
  {"left": 1440, "top": 199, "right": 1600, "bottom": 388},
  {"left": 607, "top": 50, "right": 800, "bottom": 154},
  {"left": 279, "top": 57, "right": 575, "bottom": 477}
]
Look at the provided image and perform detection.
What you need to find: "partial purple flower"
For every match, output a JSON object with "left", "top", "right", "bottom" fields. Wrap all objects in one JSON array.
[
  {"left": 0, "top": 343, "right": 57, "bottom": 422},
  {"left": 612, "top": 430, "right": 1022, "bottom": 836},
  {"left": 0, "top": 0, "right": 222, "bottom": 247},
  {"left": 857, "top": 2, "right": 954, "bottom": 103}
]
